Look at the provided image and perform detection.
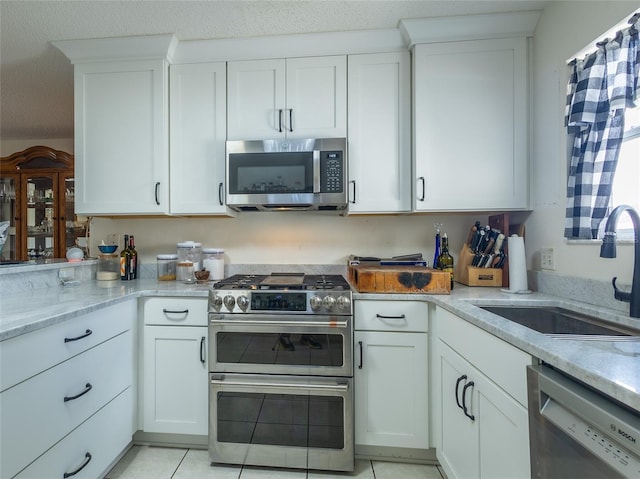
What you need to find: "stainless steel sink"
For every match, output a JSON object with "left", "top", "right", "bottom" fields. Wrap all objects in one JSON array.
[{"left": 479, "top": 305, "right": 640, "bottom": 340}]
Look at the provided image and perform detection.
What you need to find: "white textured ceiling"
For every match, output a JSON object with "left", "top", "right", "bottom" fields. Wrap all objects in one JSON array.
[{"left": 0, "top": 0, "right": 547, "bottom": 141}]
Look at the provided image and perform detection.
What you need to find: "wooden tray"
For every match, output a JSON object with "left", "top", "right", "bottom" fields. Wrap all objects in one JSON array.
[{"left": 348, "top": 265, "right": 451, "bottom": 294}]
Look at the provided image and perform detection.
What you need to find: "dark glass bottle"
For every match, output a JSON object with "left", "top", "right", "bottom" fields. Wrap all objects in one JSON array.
[
  {"left": 438, "top": 233, "right": 454, "bottom": 289},
  {"left": 433, "top": 230, "right": 441, "bottom": 269},
  {"left": 120, "top": 234, "right": 130, "bottom": 280},
  {"left": 128, "top": 235, "right": 138, "bottom": 280}
]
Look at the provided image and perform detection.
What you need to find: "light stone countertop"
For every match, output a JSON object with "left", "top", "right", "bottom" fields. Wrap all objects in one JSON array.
[{"left": 1, "top": 277, "right": 639, "bottom": 413}]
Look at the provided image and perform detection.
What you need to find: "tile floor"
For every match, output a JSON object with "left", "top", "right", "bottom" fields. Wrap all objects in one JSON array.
[{"left": 105, "top": 446, "right": 446, "bottom": 479}]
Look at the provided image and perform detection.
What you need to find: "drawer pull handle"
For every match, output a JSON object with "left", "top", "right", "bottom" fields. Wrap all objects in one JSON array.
[
  {"left": 200, "top": 336, "right": 206, "bottom": 364},
  {"left": 375, "top": 314, "right": 406, "bottom": 320},
  {"left": 358, "top": 341, "right": 363, "bottom": 369},
  {"left": 462, "top": 381, "right": 475, "bottom": 421},
  {"left": 64, "top": 329, "right": 92, "bottom": 343},
  {"left": 155, "top": 182, "right": 161, "bottom": 205},
  {"left": 455, "top": 374, "right": 467, "bottom": 409},
  {"left": 63, "top": 452, "right": 92, "bottom": 478},
  {"left": 163, "top": 308, "right": 189, "bottom": 314},
  {"left": 64, "top": 383, "right": 92, "bottom": 402}
]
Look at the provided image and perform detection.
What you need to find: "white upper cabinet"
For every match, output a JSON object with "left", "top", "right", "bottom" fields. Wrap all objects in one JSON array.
[
  {"left": 413, "top": 37, "right": 529, "bottom": 211},
  {"left": 169, "top": 62, "right": 231, "bottom": 215},
  {"left": 227, "top": 56, "right": 347, "bottom": 140},
  {"left": 347, "top": 52, "right": 412, "bottom": 213},
  {"left": 74, "top": 59, "right": 170, "bottom": 215}
]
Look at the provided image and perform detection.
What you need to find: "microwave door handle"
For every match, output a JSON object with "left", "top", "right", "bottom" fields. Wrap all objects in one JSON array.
[{"left": 313, "top": 150, "right": 321, "bottom": 193}]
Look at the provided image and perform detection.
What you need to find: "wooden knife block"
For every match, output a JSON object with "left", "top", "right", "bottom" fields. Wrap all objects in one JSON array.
[{"left": 454, "top": 245, "right": 503, "bottom": 287}]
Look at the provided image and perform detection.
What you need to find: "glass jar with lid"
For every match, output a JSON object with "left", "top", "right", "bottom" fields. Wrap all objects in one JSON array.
[
  {"left": 157, "top": 254, "right": 178, "bottom": 281},
  {"left": 177, "top": 241, "right": 201, "bottom": 281},
  {"left": 202, "top": 248, "right": 225, "bottom": 280}
]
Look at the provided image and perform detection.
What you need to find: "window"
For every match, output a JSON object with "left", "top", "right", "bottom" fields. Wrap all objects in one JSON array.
[{"left": 608, "top": 104, "right": 640, "bottom": 239}]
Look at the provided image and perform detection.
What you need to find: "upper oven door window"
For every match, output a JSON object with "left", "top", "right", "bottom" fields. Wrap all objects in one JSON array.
[
  {"left": 227, "top": 151, "right": 314, "bottom": 195},
  {"left": 209, "top": 314, "right": 352, "bottom": 376}
]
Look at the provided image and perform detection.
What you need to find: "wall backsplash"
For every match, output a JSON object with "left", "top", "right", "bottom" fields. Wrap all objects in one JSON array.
[{"left": 89, "top": 212, "right": 487, "bottom": 269}]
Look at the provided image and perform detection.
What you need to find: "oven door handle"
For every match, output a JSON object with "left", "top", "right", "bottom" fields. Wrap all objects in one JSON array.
[
  {"left": 211, "top": 378, "right": 349, "bottom": 392},
  {"left": 210, "top": 319, "right": 349, "bottom": 328}
]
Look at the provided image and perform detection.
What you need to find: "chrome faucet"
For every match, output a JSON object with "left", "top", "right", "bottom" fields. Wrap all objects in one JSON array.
[{"left": 600, "top": 204, "right": 640, "bottom": 318}]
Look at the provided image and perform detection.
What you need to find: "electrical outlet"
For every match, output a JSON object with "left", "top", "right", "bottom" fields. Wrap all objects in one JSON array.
[{"left": 540, "top": 248, "right": 555, "bottom": 270}]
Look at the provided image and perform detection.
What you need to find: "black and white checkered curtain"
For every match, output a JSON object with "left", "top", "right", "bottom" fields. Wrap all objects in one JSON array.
[{"left": 564, "top": 19, "right": 639, "bottom": 239}]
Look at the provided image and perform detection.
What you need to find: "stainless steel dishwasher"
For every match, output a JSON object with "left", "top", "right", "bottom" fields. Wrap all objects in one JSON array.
[{"left": 527, "top": 364, "right": 640, "bottom": 478}]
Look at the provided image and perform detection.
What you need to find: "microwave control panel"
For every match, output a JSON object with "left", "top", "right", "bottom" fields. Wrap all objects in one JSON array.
[{"left": 320, "top": 151, "right": 344, "bottom": 193}]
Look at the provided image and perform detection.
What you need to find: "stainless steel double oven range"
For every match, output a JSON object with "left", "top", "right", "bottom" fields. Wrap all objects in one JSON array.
[{"left": 208, "top": 273, "right": 354, "bottom": 472}]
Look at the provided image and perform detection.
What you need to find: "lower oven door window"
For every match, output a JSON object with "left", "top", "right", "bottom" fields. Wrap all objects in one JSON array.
[
  {"left": 210, "top": 374, "right": 354, "bottom": 471},
  {"left": 209, "top": 314, "right": 352, "bottom": 376}
]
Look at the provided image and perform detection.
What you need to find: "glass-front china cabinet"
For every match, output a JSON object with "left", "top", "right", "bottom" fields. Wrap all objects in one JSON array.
[{"left": 0, "top": 146, "right": 87, "bottom": 261}]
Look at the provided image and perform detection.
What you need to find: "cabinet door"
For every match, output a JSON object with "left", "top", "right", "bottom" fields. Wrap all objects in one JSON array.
[
  {"left": 227, "top": 59, "right": 286, "bottom": 140},
  {"left": 413, "top": 38, "right": 528, "bottom": 211},
  {"left": 143, "top": 326, "right": 208, "bottom": 435},
  {"left": 170, "top": 62, "right": 230, "bottom": 214},
  {"left": 286, "top": 56, "right": 346, "bottom": 139},
  {"left": 347, "top": 52, "right": 411, "bottom": 213},
  {"left": 354, "top": 330, "right": 428, "bottom": 449},
  {"left": 438, "top": 340, "right": 479, "bottom": 479},
  {"left": 74, "top": 60, "right": 169, "bottom": 214}
]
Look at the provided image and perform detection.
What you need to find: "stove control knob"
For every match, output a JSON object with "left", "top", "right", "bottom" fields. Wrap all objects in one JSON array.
[
  {"left": 237, "top": 295, "right": 249, "bottom": 311},
  {"left": 336, "top": 295, "right": 350, "bottom": 311},
  {"left": 211, "top": 295, "right": 223, "bottom": 310},
  {"left": 223, "top": 295, "right": 236, "bottom": 311},
  {"left": 322, "top": 295, "right": 336, "bottom": 310},
  {"left": 310, "top": 295, "right": 323, "bottom": 311}
]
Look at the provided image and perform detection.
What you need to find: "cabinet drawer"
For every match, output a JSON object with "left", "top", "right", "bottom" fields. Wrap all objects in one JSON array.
[
  {"left": 14, "top": 387, "right": 133, "bottom": 479},
  {"left": 143, "top": 297, "right": 207, "bottom": 326},
  {"left": 0, "top": 300, "right": 135, "bottom": 392},
  {"left": 435, "top": 307, "right": 532, "bottom": 405},
  {"left": 0, "top": 331, "right": 132, "bottom": 479},
  {"left": 355, "top": 300, "right": 428, "bottom": 332}
]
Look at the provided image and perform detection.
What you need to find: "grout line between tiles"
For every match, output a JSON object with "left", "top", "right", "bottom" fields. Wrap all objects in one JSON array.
[{"left": 170, "top": 448, "right": 190, "bottom": 479}]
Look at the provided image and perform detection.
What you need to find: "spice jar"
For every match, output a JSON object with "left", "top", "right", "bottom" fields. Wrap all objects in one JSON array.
[
  {"left": 157, "top": 254, "right": 178, "bottom": 281},
  {"left": 202, "top": 248, "right": 225, "bottom": 281}
]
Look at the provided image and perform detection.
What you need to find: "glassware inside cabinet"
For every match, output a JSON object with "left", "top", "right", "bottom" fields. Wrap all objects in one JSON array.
[
  {"left": 0, "top": 176, "right": 17, "bottom": 261},
  {"left": 26, "top": 176, "right": 55, "bottom": 260}
]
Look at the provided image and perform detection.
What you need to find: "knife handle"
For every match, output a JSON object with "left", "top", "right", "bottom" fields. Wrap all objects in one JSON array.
[{"left": 493, "top": 233, "right": 505, "bottom": 254}]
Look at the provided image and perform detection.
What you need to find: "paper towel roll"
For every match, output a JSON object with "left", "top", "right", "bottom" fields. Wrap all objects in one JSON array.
[{"left": 502, "top": 234, "right": 531, "bottom": 294}]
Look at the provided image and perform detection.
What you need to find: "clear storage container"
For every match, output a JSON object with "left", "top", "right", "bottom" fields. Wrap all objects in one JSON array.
[
  {"left": 97, "top": 253, "right": 120, "bottom": 281},
  {"left": 202, "top": 248, "right": 225, "bottom": 280},
  {"left": 157, "top": 254, "right": 178, "bottom": 281}
]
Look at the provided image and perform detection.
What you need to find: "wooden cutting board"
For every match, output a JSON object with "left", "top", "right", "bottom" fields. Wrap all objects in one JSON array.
[{"left": 348, "top": 265, "right": 451, "bottom": 294}]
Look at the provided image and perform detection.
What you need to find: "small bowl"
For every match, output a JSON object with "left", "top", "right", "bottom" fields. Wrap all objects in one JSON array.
[
  {"left": 98, "top": 244, "right": 118, "bottom": 254},
  {"left": 194, "top": 269, "right": 210, "bottom": 281}
]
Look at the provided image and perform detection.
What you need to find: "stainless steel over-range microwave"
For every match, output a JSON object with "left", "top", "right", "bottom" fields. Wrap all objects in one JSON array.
[{"left": 225, "top": 138, "right": 348, "bottom": 211}]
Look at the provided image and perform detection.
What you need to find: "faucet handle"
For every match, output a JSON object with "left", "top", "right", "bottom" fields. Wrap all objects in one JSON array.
[{"left": 611, "top": 277, "right": 632, "bottom": 303}]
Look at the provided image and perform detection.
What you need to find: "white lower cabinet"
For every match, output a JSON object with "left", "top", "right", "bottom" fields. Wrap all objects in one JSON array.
[
  {"left": 14, "top": 388, "right": 134, "bottom": 479},
  {"left": 354, "top": 300, "right": 429, "bottom": 450},
  {"left": 141, "top": 297, "right": 208, "bottom": 436},
  {"left": 433, "top": 306, "right": 531, "bottom": 479},
  {"left": 0, "top": 301, "right": 136, "bottom": 479}
]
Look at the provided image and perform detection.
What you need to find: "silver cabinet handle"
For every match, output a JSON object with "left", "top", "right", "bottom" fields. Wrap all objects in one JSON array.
[
  {"left": 278, "top": 109, "right": 283, "bottom": 132},
  {"left": 218, "top": 182, "right": 224, "bottom": 206},
  {"left": 349, "top": 180, "right": 356, "bottom": 204},
  {"left": 288, "top": 108, "right": 293, "bottom": 132},
  {"left": 155, "top": 182, "right": 161, "bottom": 205},
  {"left": 163, "top": 308, "right": 189, "bottom": 314}
]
